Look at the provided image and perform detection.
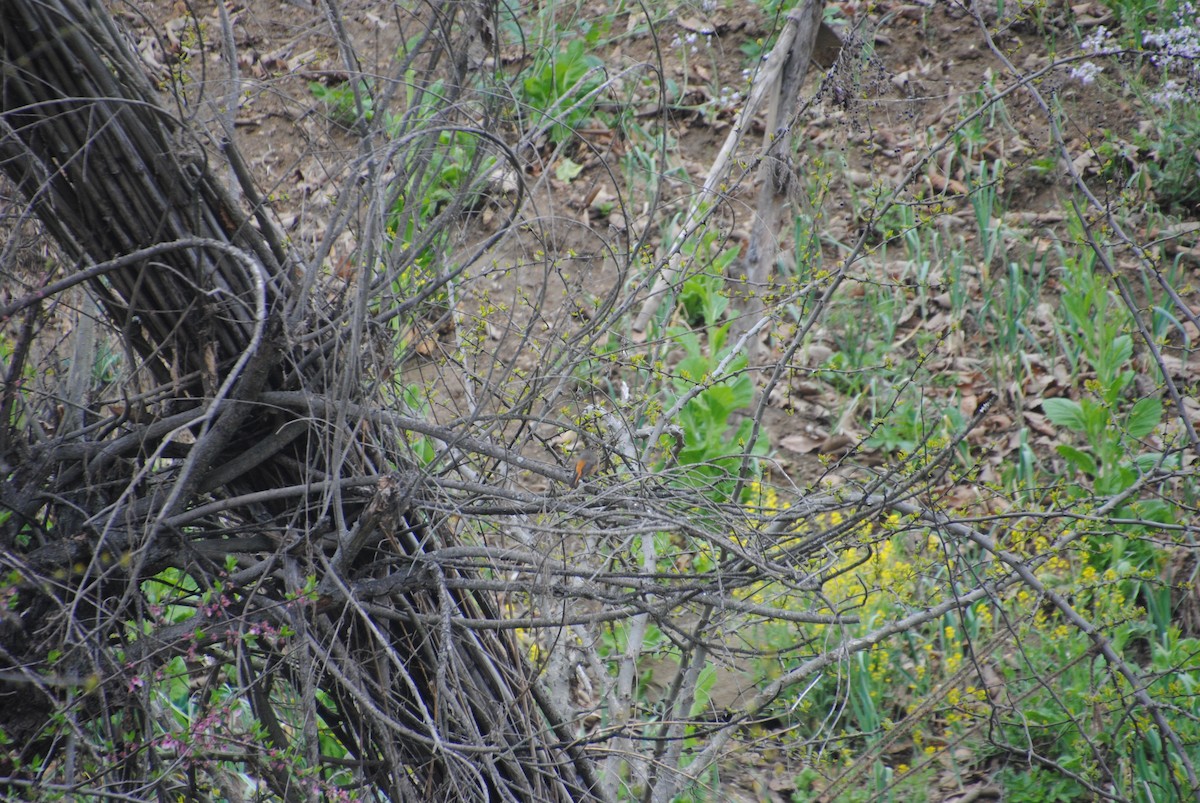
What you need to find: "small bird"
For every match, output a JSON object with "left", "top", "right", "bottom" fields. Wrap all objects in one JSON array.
[{"left": 571, "top": 449, "right": 600, "bottom": 488}]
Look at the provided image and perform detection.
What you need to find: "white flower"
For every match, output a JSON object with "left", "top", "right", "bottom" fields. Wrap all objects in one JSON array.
[
  {"left": 1069, "top": 61, "right": 1103, "bottom": 85},
  {"left": 1149, "top": 78, "right": 1188, "bottom": 106},
  {"left": 1140, "top": 4, "right": 1200, "bottom": 105},
  {"left": 1080, "top": 25, "right": 1114, "bottom": 54}
]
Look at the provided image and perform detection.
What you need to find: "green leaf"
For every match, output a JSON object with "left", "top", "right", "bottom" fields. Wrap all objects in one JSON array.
[
  {"left": 689, "top": 662, "right": 718, "bottom": 718},
  {"left": 1056, "top": 444, "right": 1097, "bottom": 477},
  {"left": 1082, "top": 399, "right": 1111, "bottom": 439},
  {"left": 1043, "top": 398, "right": 1085, "bottom": 431},
  {"left": 554, "top": 157, "right": 584, "bottom": 182},
  {"left": 1133, "top": 451, "right": 1179, "bottom": 471},
  {"left": 1131, "top": 498, "right": 1174, "bottom": 523},
  {"left": 1125, "top": 397, "right": 1163, "bottom": 439},
  {"left": 1108, "top": 334, "right": 1133, "bottom": 369},
  {"left": 1097, "top": 465, "right": 1137, "bottom": 495}
]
